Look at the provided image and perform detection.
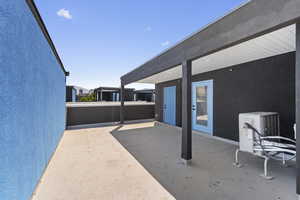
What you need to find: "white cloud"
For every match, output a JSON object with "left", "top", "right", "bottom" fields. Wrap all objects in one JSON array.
[
  {"left": 161, "top": 41, "right": 170, "bottom": 47},
  {"left": 57, "top": 9, "right": 72, "bottom": 19},
  {"left": 145, "top": 26, "right": 152, "bottom": 32}
]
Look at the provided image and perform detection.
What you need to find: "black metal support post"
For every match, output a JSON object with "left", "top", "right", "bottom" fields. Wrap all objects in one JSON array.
[
  {"left": 181, "top": 60, "right": 192, "bottom": 161},
  {"left": 120, "top": 81, "right": 125, "bottom": 124},
  {"left": 296, "top": 22, "right": 300, "bottom": 195}
]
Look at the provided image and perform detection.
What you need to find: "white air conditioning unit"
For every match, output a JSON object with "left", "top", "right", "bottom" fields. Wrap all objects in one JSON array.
[
  {"left": 235, "top": 112, "right": 296, "bottom": 180},
  {"left": 239, "top": 112, "right": 280, "bottom": 155}
]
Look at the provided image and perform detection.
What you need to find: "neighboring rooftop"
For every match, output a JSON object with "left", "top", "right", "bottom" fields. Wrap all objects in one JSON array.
[{"left": 94, "top": 86, "right": 135, "bottom": 91}]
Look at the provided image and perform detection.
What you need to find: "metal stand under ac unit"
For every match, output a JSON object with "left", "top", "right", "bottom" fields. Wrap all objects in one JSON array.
[{"left": 233, "top": 112, "right": 296, "bottom": 180}]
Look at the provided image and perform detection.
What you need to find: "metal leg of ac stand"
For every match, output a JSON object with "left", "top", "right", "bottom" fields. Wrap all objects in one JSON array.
[
  {"left": 233, "top": 149, "right": 243, "bottom": 168},
  {"left": 260, "top": 156, "right": 274, "bottom": 180},
  {"left": 282, "top": 153, "right": 289, "bottom": 168}
]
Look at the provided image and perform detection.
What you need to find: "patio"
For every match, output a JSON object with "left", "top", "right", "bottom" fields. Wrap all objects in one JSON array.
[
  {"left": 31, "top": 122, "right": 174, "bottom": 200},
  {"left": 111, "top": 122, "right": 297, "bottom": 200},
  {"left": 30, "top": 121, "right": 297, "bottom": 200}
]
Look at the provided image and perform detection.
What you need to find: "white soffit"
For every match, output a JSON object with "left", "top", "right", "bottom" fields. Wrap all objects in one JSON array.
[{"left": 137, "top": 24, "right": 295, "bottom": 84}]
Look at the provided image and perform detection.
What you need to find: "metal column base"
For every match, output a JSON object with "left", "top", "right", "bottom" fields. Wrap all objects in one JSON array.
[{"left": 179, "top": 158, "right": 192, "bottom": 166}]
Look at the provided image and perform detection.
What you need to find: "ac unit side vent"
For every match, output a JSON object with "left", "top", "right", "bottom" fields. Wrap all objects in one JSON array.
[{"left": 262, "top": 114, "right": 280, "bottom": 136}]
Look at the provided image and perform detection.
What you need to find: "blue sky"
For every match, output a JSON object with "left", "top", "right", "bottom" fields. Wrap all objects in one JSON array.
[{"left": 35, "top": 0, "right": 246, "bottom": 89}]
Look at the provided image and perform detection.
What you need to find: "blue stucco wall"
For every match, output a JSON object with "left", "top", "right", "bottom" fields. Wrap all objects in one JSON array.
[{"left": 0, "top": 1, "right": 66, "bottom": 200}]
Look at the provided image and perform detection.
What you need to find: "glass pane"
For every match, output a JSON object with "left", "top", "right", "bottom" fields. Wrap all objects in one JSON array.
[{"left": 196, "top": 86, "right": 208, "bottom": 126}]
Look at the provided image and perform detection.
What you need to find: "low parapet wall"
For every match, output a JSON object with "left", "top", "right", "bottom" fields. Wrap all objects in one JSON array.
[{"left": 66, "top": 102, "right": 155, "bottom": 126}]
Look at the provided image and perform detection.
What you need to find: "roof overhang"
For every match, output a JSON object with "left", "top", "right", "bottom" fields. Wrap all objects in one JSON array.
[
  {"left": 121, "top": 0, "right": 300, "bottom": 85},
  {"left": 137, "top": 24, "right": 295, "bottom": 84}
]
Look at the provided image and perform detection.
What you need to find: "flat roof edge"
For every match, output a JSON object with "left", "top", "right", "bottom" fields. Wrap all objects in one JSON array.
[
  {"left": 26, "top": 0, "right": 69, "bottom": 76},
  {"left": 121, "top": 0, "right": 252, "bottom": 80}
]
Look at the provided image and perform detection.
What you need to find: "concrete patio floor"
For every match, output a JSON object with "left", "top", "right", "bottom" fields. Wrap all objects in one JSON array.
[
  {"left": 111, "top": 122, "right": 297, "bottom": 200},
  {"left": 31, "top": 122, "right": 175, "bottom": 200}
]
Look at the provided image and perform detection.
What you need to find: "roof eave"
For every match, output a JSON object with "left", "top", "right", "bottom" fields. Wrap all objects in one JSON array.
[
  {"left": 26, "top": 0, "right": 69, "bottom": 76},
  {"left": 122, "top": 0, "right": 300, "bottom": 85}
]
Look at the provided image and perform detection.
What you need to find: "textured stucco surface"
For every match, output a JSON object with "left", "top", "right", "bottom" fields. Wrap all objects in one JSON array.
[{"left": 0, "top": 1, "right": 66, "bottom": 200}]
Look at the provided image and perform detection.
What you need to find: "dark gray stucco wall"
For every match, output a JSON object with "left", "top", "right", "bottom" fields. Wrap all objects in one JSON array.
[
  {"left": 0, "top": 1, "right": 66, "bottom": 200},
  {"left": 156, "top": 52, "right": 295, "bottom": 141}
]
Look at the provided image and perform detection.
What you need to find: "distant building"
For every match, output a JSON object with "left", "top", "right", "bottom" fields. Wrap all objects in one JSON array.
[
  {"left": 66, "top": 86, "right": 77, "bottom": 102},
  {"left": 94, "top": 87, "right": 135, "bottom": 101},
  {"left": 134, "top": 89, "right": 155, "bottom": 102},
  {"left": 66, "top": 86, "right": 89, "bottom": 102},
  {"left": 74, "top": 86, "right": 89, "bottom": 96}
]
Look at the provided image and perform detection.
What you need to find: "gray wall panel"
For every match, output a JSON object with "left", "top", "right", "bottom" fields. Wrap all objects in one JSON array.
[{"left": 67, "top": 105, "right": 155, "bottom": 126}]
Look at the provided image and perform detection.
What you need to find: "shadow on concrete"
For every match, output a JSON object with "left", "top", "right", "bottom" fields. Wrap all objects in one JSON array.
[{"left": 111, "top": 124, "right": 297, "bottom": 200}]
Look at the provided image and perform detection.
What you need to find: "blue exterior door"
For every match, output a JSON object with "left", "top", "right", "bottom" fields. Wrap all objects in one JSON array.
[
  {"left": 163, "top": 86, "right": 176, "bottom": 125},
  {"left": 192, "top": 80, "right": 213, "bottom": 134}
]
